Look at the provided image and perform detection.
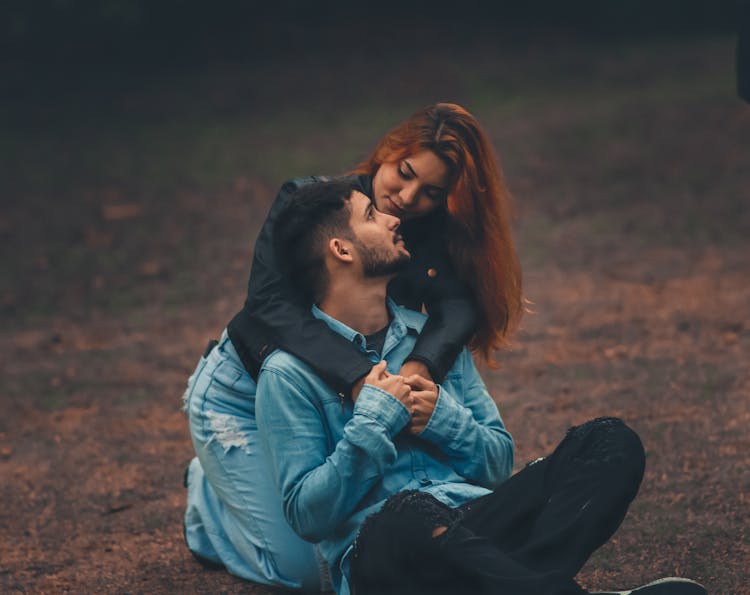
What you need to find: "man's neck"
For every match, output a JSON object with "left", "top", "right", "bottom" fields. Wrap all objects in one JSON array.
[{"left": 319, "top": 277, "right": 390, "bottom": 336}]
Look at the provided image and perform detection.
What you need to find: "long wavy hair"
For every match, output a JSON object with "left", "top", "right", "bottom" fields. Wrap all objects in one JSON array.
[{"left": 352, "top": 103, "right": 523, "bottom": 364}]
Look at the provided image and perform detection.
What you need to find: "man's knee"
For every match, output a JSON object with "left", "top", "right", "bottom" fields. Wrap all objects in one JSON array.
[{"left": 563, "top": 417, "right": 645, "bottom": 486}]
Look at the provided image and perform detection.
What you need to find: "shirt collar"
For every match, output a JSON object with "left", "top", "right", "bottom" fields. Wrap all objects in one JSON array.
[{"left": 311, "top": 298, "right": 420, "bottom": 350}]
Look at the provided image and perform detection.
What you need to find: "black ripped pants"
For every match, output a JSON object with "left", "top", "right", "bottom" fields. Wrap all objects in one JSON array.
[{"left": 351, "top": 417, "right": 646, "bottom": 595}]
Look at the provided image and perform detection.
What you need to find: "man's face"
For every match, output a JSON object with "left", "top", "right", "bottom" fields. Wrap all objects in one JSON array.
[{"left": 347, "top": 191, "right": 411, "bottom": 278}]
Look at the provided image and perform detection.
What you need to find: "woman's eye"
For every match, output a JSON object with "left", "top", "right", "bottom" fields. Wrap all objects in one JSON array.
[{"left": 397, "top": 166, "right": 411, "bottom": 180}]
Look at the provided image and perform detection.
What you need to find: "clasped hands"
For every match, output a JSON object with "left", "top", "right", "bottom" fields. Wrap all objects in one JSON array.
[{"left": 352, "top": 360, "right": 437, "bottom": 434}]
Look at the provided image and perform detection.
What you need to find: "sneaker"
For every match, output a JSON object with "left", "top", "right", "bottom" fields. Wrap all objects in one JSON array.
[{"left": 592, "top": 577, "right": 707, "bottom": 595}]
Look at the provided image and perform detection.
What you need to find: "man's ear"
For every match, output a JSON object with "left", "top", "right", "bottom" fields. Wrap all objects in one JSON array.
[{"left": 329, "top": 238, "right": 354, "bottom": 263}]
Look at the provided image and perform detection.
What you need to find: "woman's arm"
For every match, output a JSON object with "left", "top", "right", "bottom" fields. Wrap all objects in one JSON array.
[
  {"left": 395, "top": 227, "right": 478, "bottom": 383},
  {"left": 406, "top": 295, "right": 477, "bottom": 382},
  {"left": 226, "top": 177, "right": 372, "bottom": 396}
]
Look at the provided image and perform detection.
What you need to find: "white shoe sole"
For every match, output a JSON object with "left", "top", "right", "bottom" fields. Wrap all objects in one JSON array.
[{"left": 595, "top": 576, "right": 707, "bottom": 595}]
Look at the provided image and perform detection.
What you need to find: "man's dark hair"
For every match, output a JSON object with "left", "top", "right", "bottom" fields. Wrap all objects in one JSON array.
[{"left": 273, "top": 179, "right": 356, "bottom": 303}]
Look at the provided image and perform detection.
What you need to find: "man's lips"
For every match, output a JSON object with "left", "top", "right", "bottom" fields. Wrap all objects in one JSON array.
[{"left": 394, "top": 234, "right": 410, "bottom": 255}]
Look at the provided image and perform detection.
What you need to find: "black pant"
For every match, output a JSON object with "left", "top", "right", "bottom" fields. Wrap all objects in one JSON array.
[{"left": 351, "top": 417, "right": 646, "bottom": 595}]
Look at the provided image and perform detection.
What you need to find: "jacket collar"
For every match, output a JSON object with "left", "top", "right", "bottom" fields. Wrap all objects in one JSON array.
[{"left": 311, "top": 298, "right": 419, "bottom": 352}]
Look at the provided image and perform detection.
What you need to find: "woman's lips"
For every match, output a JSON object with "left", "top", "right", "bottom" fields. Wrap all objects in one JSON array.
[{"left": 383, "top": 196, "right": 406, "bottom": 217}]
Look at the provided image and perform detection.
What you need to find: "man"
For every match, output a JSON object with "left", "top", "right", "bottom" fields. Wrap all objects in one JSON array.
[{"left": 256, "top": 180, "right": 706, "bottom": 595}]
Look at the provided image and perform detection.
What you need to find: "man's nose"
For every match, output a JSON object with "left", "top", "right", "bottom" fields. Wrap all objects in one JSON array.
[{"left": 385, "top": 211, "right": 401, "bottom": 229}]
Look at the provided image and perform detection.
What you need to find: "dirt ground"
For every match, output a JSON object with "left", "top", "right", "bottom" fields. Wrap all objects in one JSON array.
[{"left": 1, "top": 33, "right": 748, "bottom": 593}]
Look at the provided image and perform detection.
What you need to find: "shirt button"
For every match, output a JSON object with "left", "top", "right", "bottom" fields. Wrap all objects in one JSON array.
[{"left": 427, "top": 268, "right": 438, "bottom": 278}]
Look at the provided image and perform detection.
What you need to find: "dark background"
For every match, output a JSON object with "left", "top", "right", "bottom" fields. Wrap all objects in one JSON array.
[{"left": 0, "top": 1, "right": 743, "bottom": 73}]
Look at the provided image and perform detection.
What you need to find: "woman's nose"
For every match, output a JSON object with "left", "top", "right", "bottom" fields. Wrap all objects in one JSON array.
[{"left": 399, "top": 183, "right": 418, "bottom": 206}]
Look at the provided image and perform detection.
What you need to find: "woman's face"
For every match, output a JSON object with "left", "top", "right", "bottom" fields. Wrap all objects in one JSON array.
[{"left": 370, "top": 150, "right": 450, "bottom": 222}]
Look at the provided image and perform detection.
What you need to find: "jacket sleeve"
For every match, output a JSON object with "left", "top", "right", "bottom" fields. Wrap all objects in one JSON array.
[
  {"left": 405, "top": 243, "right": 478, "bottom": 383},
  {"left": 256, "top": 366, "right": 411, "bottom": 542},
  {"left": 418, "top": 347, "right": 514, "bottom": 487},
  {"left": 234, "top": 177, "right": 373, "bottom": 395}
]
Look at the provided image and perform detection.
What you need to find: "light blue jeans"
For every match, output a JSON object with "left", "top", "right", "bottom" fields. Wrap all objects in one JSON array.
[{"left": 183, "top": 330, "right": 330, "bottom": 591}]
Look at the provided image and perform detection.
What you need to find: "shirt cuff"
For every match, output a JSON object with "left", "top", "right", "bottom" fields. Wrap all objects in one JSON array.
[
  {"left": 354, "top": 384, "right": 411, "bottom": 438},
  {"left": 418, "top": 385, "right": 459, "bottom": 444}
]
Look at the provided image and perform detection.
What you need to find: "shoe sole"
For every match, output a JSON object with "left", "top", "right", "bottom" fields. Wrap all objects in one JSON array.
[{"left": 597, "top": 577, "right": 707, "bottom": 595}]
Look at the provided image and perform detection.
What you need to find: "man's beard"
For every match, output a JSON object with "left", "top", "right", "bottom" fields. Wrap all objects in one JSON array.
[{"left": 355, "top": 240, "right": 411, "bottom": 278}]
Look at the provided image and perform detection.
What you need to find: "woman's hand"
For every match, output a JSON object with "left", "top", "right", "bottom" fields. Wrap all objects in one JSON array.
[{"left": 403, "top": 373, "right": 439, "bottom": 435}]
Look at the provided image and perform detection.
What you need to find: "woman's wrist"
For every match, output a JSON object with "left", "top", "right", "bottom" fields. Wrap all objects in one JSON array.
[{"left": 399, "top": 359, "right": 433, "bottom": 382}]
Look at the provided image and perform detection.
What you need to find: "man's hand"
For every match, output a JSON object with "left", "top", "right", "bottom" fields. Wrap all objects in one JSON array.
[
  {"left": 362, "top": 360, "right": 411, "bottom": 407},
  {"left": 404, "top": 374, "right": 439, "bottom": 434}
]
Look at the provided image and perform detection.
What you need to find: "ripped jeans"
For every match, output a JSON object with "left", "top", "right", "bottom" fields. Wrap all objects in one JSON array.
[
  {"left": 351, "top": 418, "right": 646, "bottom": 595},
  {"left": 183, "top": 329, "right": 330, "bottom": 591}
]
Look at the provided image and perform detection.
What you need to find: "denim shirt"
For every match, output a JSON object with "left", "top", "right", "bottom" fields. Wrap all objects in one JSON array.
[{"left": 256, "top": 300, "right": 514, "bottom": 594}]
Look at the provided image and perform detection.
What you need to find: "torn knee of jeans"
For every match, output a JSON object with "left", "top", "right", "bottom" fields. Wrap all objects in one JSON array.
[
  {"left": 204, "top": 411, "right": 252, "bottom": 454},
  {"left": 565, "top": 417, "right": 643, "bottom": 467},
  {"left": 566, "top": 416, "right": 624, "bottom": 436}
]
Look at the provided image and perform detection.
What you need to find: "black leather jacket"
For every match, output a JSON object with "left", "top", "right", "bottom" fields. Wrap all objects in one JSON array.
[{"left": 227, "top": 175, "right": 478, "bottom": 397}]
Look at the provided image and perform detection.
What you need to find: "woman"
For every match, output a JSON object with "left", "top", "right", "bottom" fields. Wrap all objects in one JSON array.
[{"left": 182, "top": 103, "right": 522, "bottom": 590}]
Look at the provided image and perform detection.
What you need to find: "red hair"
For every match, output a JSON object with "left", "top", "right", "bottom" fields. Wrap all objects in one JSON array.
[{"left": 352, "top": 103, "right": 523, "bottom": 364}]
